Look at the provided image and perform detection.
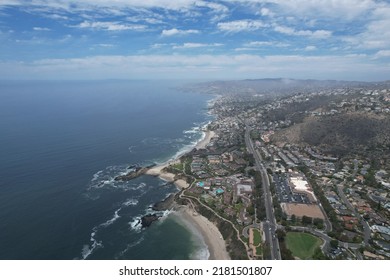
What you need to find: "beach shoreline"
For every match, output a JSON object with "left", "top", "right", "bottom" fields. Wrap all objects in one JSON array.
[
  {"left": 173, "top": 205, "right": 230, "bottom": 260},
  {"left": 145, "top": 128, "right": 230, "bottom": 260},
  {"left": 145, "top": 129, "right": 215, "bottom": 190}
]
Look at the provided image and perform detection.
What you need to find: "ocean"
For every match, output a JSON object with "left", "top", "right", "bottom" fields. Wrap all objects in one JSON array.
[{"left": 0, "top": 80, "right": 213, "bottom": 260}]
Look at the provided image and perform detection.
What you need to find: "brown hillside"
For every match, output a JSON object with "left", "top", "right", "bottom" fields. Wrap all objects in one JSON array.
[{"left": 271, "top": 112, "right": 390, "bottom": 156}]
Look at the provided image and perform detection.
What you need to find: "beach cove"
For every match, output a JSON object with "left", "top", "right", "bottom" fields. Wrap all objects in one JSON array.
[{"left": 145, "top": 129, "right": 230, "bottom": 260}]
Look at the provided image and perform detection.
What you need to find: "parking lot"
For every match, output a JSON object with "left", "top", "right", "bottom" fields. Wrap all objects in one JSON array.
[{"left": 273, "top": 174, "right": 310, "bottom": 204}]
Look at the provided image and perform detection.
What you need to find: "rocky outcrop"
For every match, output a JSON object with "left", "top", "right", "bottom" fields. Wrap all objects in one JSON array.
[
  {"left": 152, "top": 194, "right": 175, "bottom": 211},
  {"left": 114, "top": 167, "right": 148, "bottom": 181},
  {"left": 141, "top": 214, "right": 159, "bottom": 228}
]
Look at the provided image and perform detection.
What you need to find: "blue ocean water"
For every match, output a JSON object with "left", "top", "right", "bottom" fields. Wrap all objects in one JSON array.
[{"left": 0, "top": 80, "right": 212, "bottom": 260}]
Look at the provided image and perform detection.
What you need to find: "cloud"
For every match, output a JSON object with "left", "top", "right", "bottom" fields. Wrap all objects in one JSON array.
[
  {"left": 218, "top": 20, "right": 267, "bottom": 32},
  {"left": 374, "top": 50, "right": 390, "bottom": 59},
  {"left": 0, "top": 0, "right": 226, "bottom": 13},
  {"left": 259, "top": 7, "right": 274, "bottom": 17},
  {"left": 95, "top": 43, "right": 115, "bottom": 48},
  {"left": 274, "top": 25, "right": 332, "bottom": 38},
  {"left": 1, "top": 53, "right": 388, "bottom": 81},
  {"left": 304, "top": 45, "right": 317, "bottom": 51},
  {"left": 244, "top": 41, "right": 290, "bottom": 48},
  {"left": 161, "top": 28, "right": 200, "bottom": 36},
  {"left": 33, "top": 27, "right": 51, "bottom": 31},
  {"left": 173, "top": 43, "right": 223, "bottom": 49},
  {"left": 126, "top": 16, "right": 164, "bottom": 25},
  {"left": 343, "top": 7, "right": 390, "bottom": 49},
  {"left": 195, "top": 1, "right": 228, "bottom": 13},
  {"left": 75, "top": 21, "right": 146, "bottom": 31},
  {"left": 231, "top": 0, "right": 377, "bottom": 21}
]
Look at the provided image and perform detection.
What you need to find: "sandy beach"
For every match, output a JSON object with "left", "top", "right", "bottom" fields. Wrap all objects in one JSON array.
[
  {"left": 175, "top": 205, "right": 230, "bottom": 260},
  {"left": 145, "top": 160, "right": 190, "bottom": 189},
  {"left": 146, "top": 129, "right": 216, "bottom": 189},
  {"left": 146, "top": 129, "right": 229, "bottom": 260},
  {"left": 195, "top": 130, "right": 215, "bottom": 150}
]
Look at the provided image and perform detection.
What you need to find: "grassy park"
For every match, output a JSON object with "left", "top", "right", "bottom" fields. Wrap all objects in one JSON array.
[{"left": 285, "top": 232, "right": 322, "bottom": 259}]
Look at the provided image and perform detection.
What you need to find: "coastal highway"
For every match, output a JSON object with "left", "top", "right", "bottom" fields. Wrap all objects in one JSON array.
[{"left": 244, "top": 122, "right": 281, "bottom": 260}]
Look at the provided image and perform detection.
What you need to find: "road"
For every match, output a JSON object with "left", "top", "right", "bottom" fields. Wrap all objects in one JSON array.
[
  {"left": 245, "top": 123, "right": 281, "bottom": 260},
  {"left": 337, "top": 184, "right": 371, "bottom": 245}
]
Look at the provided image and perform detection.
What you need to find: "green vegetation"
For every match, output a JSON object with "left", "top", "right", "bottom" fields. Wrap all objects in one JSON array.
[
  {"left": 252, "top": 171, "right": 266, "bottom": 221},
  {"left": 276, "top": 229, "right": 294, "bottom": 259},
  {"left": 256, "top": 246, "right": 263, "bottom": 256},
  {"left": 191, "top": 197, "right": 248, "bottom": 260},
  {"left": 171, "top": 162, "right": 184, "bottom": 171},
  {"left": 285, "top": 232, "right": 323, "bottom": 260},
  {"left": 252, "top": 229, "right": 261, "bottom": 246}
]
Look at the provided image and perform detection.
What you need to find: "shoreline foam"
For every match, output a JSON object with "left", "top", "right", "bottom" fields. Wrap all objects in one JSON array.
[
  {"left": 146, "top": 127, "right": 215, "bottom": 189},
  {"left": 173, "top": 205, "right": 230, "bottom": 260}
]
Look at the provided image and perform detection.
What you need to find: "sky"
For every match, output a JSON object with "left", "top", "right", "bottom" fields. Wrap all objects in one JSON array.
[{"left": 0, "top": 0, "right": 389, "bottom": 81}]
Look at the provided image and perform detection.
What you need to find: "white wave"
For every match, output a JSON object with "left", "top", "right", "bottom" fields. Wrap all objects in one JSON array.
[
  {"left": 123, "top": 198, "right": 139, "bottom": 207},
  {"left": 81, "top": 206, "right": 124, "bottom": 259},
  {"left": 92, "top": 170, "right": 103, "bottom": 182},
  {"left": 183, "top": 126, "right": 200, "bottom": 134},
  {"left": 128, "top": 145, "right": 136, "bottom": 154},
  {"left": 87, "top": 164, "right": 144, "bottom": 192},
  {"left": 101, "top": 208, "right": 121, "bottom": 227},
  {"left": 158, "top": 209, "right": 173, "bottom": 223},
  {"left": 129, "top": 216, "right": 143, "bottom": 233},
  {"left": 87, "top": 166, "right": 119, "bottom": 190},
  {"left": 162, "top": 209, "right": 172, "bottom": 217},
  {"left": 81, "top": 227, "right": 103, "bottom": 260},
  {"left": 131, "top": 182, "right": 146, "bottom": 190},
  {"left": 116, "top": 236, "right": 145, "bottom": 259},
  {"left": 171, "top": 211, "right": 210, "bottom": 260},
  {"left": 190, "top": 246, "right": 210, "bottom": 260},
  {"left": 103, "top": 178, "right": 114, "bottom": 185}
]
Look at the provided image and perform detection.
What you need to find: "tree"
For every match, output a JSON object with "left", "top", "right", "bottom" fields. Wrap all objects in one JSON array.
[
  {"left": 247, "top": 205, "right": 255, "bottom": 216},
  {"left": 302, "top": 215, "right": 313, "bottom": 225},
  {"left": 291, "top": 214, "right": 297, "bottom": 224},
  {"left": 276, "top": 229, "right": 286, "bottom": 241},
  {"left": 248, "top": 169, "right": 256, "bottom": 177},
  {"left": 312, "top": 248, "right": 328, "bottom": 260},
  {"left": 330, "top": 239, "right": 339, "bottom": 249},
  {"left": 313, "top": 218, "right": 324, "bottom": 229}
]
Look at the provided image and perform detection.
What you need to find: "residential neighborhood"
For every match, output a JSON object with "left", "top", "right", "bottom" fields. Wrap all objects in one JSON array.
[{"left": 170, "top": 83, "right": 390, "bottom": 260}]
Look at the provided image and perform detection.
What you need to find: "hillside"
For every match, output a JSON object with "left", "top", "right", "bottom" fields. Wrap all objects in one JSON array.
[{"left": 271, "top": 112, "right": 390, "bottom": 156}]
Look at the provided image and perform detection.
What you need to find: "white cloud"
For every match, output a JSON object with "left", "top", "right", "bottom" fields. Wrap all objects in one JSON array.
[
  {"left": 76, "top": 21, "right": 146, "bottom": 31},
  {"left": 161, "top": 28, "right": 200, "bottom": 36},
  {"left": 95, "top": 43, "right": 115, "bottom": 48},
  {"left": 231, "top": 0, "right": 377, "bottom": 20},
  {"left": 150, "top": 43, "right": 171, "bottom": 49},
  {"left": 0, "top": 0, "right": 227, "bottom": 13},
  {"left": 259, "top": 7, "right": 274, "bottom": 17},
  {"left": 218, "top": 20, "right": 267, "bottom": 32},
  {"left": 173, "top": 42, "right": 223, "bottom": 49},
  {"left": 195, "top": 1, "right": 228, "bottom": 13},
  {"left": 244, "top": 41, "right": 289, "bottom": 48},
  {"left": 46, "top": 14, "right": 69, "bottom": 20},
  {"left": 304, "top": 45, "right": 317, "bottom": 51},
  {"left": 374, "top": 50, "right": 390, "bottom": 59},
  {"left": 126, "top": 15, "right": 164, "bottom": 25},
  {"left": 344, "top": 7, "right": 390, "bottom": 50},
  {"left": 274, "top": 25, "right": 332, "bottom": 38},
  {"left": 33, "top": 27, "right": 51, "bottom": 31}
]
